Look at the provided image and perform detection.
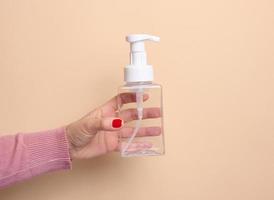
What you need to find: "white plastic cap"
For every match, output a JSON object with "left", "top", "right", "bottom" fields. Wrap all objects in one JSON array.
[{"left": 124, "top": 34, "right": 160, "bottom": 83}]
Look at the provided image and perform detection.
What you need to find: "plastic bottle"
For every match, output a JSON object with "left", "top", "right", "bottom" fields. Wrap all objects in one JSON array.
[{"left": 118, "top": 34, "right": 165, "bottom": 157}]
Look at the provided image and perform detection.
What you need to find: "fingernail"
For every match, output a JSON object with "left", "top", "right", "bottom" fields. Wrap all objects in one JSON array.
[{"left": 112, "top": 118, "right": 123, "bottom": 128}]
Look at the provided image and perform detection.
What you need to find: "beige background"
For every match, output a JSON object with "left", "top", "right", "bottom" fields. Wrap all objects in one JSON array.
[{"left": 0, "top": 0, "right": 274, "bottom": 199}]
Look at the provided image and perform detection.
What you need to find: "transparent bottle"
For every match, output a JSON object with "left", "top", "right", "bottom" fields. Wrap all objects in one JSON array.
[
  {"left": 118, "top": 82, "right": 164, "bottom": 157},
  {"left": 118, "top": 34, "right": 165, "bottom": 157}
]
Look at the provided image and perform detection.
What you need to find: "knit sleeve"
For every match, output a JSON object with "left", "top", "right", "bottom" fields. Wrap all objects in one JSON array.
[{"left": 0, "top": 127, "right": 72, "bottom": 188}]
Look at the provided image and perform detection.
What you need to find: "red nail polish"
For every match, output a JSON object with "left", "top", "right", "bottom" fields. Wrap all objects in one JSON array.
[{"left": 112, "top": 119, "right": 122, "bottom": 128}]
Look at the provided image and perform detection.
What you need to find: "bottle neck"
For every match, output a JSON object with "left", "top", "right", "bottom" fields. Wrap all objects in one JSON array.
[{"left": 125, "top": 81, "right": 153, "bottom": 86}]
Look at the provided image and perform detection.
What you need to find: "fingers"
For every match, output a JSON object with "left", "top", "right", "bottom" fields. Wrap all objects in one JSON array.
[
  {"left": 119, "top": 107, "right": 161, "bottom": 122},
  {"left": 101, "top": 93, "right": 149, "bottom": 113},
  {"left": 120, "top": 127, "right": 162, "bottom": 138},
  {"left": 117, "top": 141, "right": 153, "bottom": 153},
  {"left": 125, "top": 142, "right": 153, "bottom": 152},
  {"left": 85, "top": 117, "right": 124, "bottom": 134}
]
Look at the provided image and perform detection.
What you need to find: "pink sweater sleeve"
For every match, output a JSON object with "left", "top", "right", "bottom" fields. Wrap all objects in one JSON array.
[{"left": 0, "top": 127, "right": 72, "bottom": 188}]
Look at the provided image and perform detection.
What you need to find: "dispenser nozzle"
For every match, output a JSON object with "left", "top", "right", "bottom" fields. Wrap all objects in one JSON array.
[
  {"left": 126, "top": 34, "right": 160, "bottom": 66},
  {"left": 126, "top": 34, "right": 160, "bottom": 43}
]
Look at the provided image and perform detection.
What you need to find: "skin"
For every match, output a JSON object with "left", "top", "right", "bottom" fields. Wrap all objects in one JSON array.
[{"left": 66, "top": 93, "right": 161, "bottom": 159}]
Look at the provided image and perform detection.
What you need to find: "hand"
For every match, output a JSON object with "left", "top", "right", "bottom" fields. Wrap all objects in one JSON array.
[{"left": 65, "top": 93, "right": 161, "bottom": 159}]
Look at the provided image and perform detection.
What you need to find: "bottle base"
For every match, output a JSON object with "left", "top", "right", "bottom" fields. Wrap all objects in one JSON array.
[{"left": 121, "top": 149, "right": 163, "bottom": 157}]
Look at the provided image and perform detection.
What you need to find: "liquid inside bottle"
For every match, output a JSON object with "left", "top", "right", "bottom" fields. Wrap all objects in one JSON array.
[{"left": 118, "top": 81, "right": 165, "bottom": 157}]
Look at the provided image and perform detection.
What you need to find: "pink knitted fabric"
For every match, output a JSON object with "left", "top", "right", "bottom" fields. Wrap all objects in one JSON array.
[{"left": 0, "top": 127, "right": 72, "bottom": 189}]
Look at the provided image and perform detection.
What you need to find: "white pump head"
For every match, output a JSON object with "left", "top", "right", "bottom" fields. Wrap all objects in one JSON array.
[{"left": 124, "top": 34, "right": 160, "bottom": 83}]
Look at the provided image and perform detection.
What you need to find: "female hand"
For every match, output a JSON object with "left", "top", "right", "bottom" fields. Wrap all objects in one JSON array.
[{"left": 66, "top": 93, "right": 161, "bottom": 159}]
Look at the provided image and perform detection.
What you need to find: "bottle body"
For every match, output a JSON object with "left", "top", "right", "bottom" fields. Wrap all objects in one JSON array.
[{"left": 118, "top": 81, "right": 165, "bottom": 157}]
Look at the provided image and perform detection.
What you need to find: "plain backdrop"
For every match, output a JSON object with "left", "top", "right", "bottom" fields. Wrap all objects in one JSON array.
[{"left": 0, "top": 0, "right": 274, "bottom": 199}]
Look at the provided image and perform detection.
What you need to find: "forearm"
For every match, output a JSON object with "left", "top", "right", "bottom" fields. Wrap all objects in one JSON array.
[{"left": 0, "top": 127, "right": 72, "bottom": 189}]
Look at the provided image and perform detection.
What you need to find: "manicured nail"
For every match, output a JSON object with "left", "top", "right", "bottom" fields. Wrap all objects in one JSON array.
[{"left": 112, "top": 118, "right": 122, "bottom": 128}]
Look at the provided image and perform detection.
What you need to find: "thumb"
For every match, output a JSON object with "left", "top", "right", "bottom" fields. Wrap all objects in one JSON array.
[{"left": 86, "top": 117, "right": 124, "bottom": 134}]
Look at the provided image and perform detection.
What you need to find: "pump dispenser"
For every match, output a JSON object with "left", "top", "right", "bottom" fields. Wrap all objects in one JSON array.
[
  {"left": 118, "top": 34, "right": 165, "bottom": 157},
  {"left": 124, "top": 34, "right": 160, "bottom": 83}
]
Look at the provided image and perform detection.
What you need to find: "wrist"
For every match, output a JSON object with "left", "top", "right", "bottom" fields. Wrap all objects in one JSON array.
[{"left": 65, "top": 124, "right": 77, "bottom": 160}]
